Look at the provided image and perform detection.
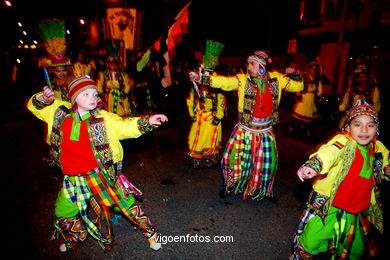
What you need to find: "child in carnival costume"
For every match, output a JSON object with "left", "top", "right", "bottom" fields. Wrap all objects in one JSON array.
[
  {"left": 73, "top": 51, "right": 96, "bottom": 79},
  {"left": 134, "top": 49, "right": 159, "bottom": 114},
  {"left": 289, "top": 61, "right": 323, "bottom": 136},
  {"left": 27, "top": 76, "right": 167, "bottom": 252},
  {"left": 187, "top": 40, "right": 226, "bottom": 168},
  {"left": 190, "top": 50, "right": 304, "bottom": 201},
  {"left": 38, "top": 19, "right": 75, "bottom": 102},
  {"left": 339, "top": 65, "right": 381, "bottom": 117},
  {"left": 97, "top": 41, "right": 135, "bottom": 116},
  {"left": 290, "top": 100, "right": 390, "bottom": 259}
]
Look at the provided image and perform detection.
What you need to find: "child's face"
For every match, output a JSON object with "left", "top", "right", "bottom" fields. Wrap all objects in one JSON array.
[
  {"left": 346, "top": 115, "right": 377, "bottom": 146},
  {"left": 75, "top": 88, "right": 99, "bottom": 113}
]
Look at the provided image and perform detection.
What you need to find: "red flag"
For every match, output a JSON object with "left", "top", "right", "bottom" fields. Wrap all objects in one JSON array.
[
  {"left": 166, "top": 0, "right": 190, "bottom": 60},
  {"left": 150, "top": 35, "right": 162, "bottom": 53},
  {"left": 161, "top": 1, "right": 191, "bottom": 87}
]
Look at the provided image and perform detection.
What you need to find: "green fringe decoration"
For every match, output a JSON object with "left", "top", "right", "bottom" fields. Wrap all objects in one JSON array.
[
  {"left": 38, "top": 19, "right": 66, "bottom": 55},
  {"left": 105, "top": 40, "right": 121, "bottom": 58},
  {"left": 38, "top": 19, "right": 65, "bottom": 42},
  {"left": 203, "top": 40, "right": 224, "bottom": 69}
]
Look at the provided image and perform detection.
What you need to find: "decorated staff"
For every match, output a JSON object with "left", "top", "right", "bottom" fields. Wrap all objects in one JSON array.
[{"left": 43, "top": 67, "right": 52, "bottom": 90}]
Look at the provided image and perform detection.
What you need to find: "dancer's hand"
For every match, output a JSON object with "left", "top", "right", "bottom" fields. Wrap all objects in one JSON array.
[
  {"left": 297, "top": 166, "right": 318, "bottom": 182},
  {"left": 39, "top": 86, "right": 55, "bottom": 104},
  {"left": 149, "top": 114, "right": 168, "bottom": 125},
  {"left": 189, "top": 71, "right": 200, "bottom": 82},
  {"left": 384, "top": 165, "right": 390, "bottom": 177}
]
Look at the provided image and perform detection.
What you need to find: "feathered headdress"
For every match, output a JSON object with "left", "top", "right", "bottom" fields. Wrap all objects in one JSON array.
[
  {"left": 202, "top": 40, "right": 225, "bottom": 71},
  {"left": 38, "top": 19, "right": 72, "bottom": 67},
  {"left": 104, "top": 40, "right": 121, "bottom": 63}
]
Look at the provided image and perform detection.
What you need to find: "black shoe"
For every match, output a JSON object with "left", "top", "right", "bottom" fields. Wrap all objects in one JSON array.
[
  {"left": 265, "top": 196, "right": 278, "bottom": 203},
  {"left": 219, "top": 189, "right": 230, "bottom": 198}
]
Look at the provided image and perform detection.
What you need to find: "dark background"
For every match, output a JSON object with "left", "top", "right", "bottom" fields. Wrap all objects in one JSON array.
[{"left": 0, "top": 0, "right": 300, "bottom": 55}]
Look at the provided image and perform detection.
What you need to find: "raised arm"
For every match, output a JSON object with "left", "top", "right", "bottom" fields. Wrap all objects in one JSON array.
[
  {"left": 269, "top": 71, "right": 304, "bottom": 93},
  {"left": 189, "top": 71, "right": 247, "bottom": 91}
]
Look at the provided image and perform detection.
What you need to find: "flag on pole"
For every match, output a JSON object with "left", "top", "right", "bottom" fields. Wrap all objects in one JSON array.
[
  {"left": 161, "top": 1, "right": 191, "bottom": 87},
  {"left": 136, "top": 35, "right": 163, "bottom": 73},
  {"left": 151, "top": 35, "right": 162, "bottom": 53}
]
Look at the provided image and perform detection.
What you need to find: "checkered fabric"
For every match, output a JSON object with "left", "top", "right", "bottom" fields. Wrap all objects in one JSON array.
[
  {"left": 62, "top": 175, "right": 110, "bottom": 249},
  {"left": 85, "top": 168, "right": 156, "bottom": 239},
  {"left": 222, "top": 124, "right": 277, "bottom": 200}
]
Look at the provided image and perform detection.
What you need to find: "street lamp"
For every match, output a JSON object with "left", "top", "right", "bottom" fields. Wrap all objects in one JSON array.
[{"left": 4, "top": 1, "right": 12, "bottom": 7}]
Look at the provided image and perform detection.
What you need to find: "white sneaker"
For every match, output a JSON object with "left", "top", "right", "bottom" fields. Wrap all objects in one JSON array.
[
  {"left": 148, "top": 233, "right": 162, "bottom": 251},
  {"left": 59, "top": 243, "right": 68, "bottom": 252}
]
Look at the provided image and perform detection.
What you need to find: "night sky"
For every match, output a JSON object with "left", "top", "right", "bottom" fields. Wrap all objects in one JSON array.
[{"left": 0, "top": 0, "right": 300, "bottom": 56}]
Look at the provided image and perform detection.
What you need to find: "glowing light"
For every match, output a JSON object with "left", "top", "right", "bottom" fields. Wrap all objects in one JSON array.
[
  {"left": 66, "top": 30, "right": 70, "bottom": 34},
  {"left": 5, "top": 1, "right": 12, "bottom": 7},
  {"left": 16, "top": 58, "right": 21, "bottom": 63},
  {"left": 22, "top": 30, "right": 27, "bottom": 35},
  {"left": 33, "top": 40, "right": 38, "bottom": 44},
  {"left": 79, "top": 19, "right": 85, "bottom": 25},
  {"left": 19, "top": 40, "right": 24, "bottom": 44},
  {"left": 30, "top": 45, "right": 36, "bottom": 49},
  {"left": 24, "top": 44, "right": 29, "bottom": 49},
  {"left": 17, "top": 22, "right": 22, "bottom": 27}
]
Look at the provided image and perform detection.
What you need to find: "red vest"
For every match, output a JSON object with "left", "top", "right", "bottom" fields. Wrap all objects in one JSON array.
[
  {"left": 332, "top": 146, "right": 374, "bottom": 214},
  {"left": 253, "top": 85, "right": 273, "bottom": 118},
  {"left": 59, "top": 116, "right": 98, "bottom": 175}
]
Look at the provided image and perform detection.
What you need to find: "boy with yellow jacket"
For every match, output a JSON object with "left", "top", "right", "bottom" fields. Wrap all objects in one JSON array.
[
  {"left": 290, "top": 100, "right": 390, "bottom": 259},
  {"left": 27, "top": 76, "right": 167, "bottom": 252}
]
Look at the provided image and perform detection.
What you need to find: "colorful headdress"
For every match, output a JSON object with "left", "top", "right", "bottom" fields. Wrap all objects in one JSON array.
[
  {"left": 104, "top": 40, "right": 121, "bottom": 63},
  {"left": 341, "top": 99, "right": 379, "bottom": 136},
  {"left": 202, "top": 40, "right": 225, "bottom": 72},
  {"left": 68, "top": 76, "right": 103, "bottom": 111},
  {"left": 247, "top": 51, "right": 272, "bottom": 71},
  {"left": 38, "top": 19, "right": 72, "bottom": 67}
]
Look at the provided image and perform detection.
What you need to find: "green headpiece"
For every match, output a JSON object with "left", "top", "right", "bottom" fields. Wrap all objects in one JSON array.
[
  {"left": 38, "top": 19, "right": 71, "bottom": 67},
  {"left": 104, "top": 40, "right": 121, "bottom": 62},
  {"left": 202, "top": 40, "right": 224, "bottom": 70}
]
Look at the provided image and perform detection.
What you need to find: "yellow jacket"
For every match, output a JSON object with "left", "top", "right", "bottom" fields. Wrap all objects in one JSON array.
[
  {"left": 27, "top": 93, "right": 144, "bottom": 163},
  {"left": 186, "top": 88, "right": 225, "bottom": 121},
  {"left": 205, "top": 71, "right": 303, "bottom": 113},
  {"left": 311, "top": 134, "right": 389, "bottom": 194}
]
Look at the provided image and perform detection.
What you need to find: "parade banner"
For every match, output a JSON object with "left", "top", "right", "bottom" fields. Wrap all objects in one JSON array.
[
  {"left": 161, "top": 1, "right": 191, "bottom": 87},
  {"left": 106, "top": 8, "right": 138, "bottom": 50}
]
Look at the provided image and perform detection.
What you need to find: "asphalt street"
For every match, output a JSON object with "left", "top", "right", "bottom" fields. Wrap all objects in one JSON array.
[{"left": 2, "top": 90, "right": 390, "bottom": 260}]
